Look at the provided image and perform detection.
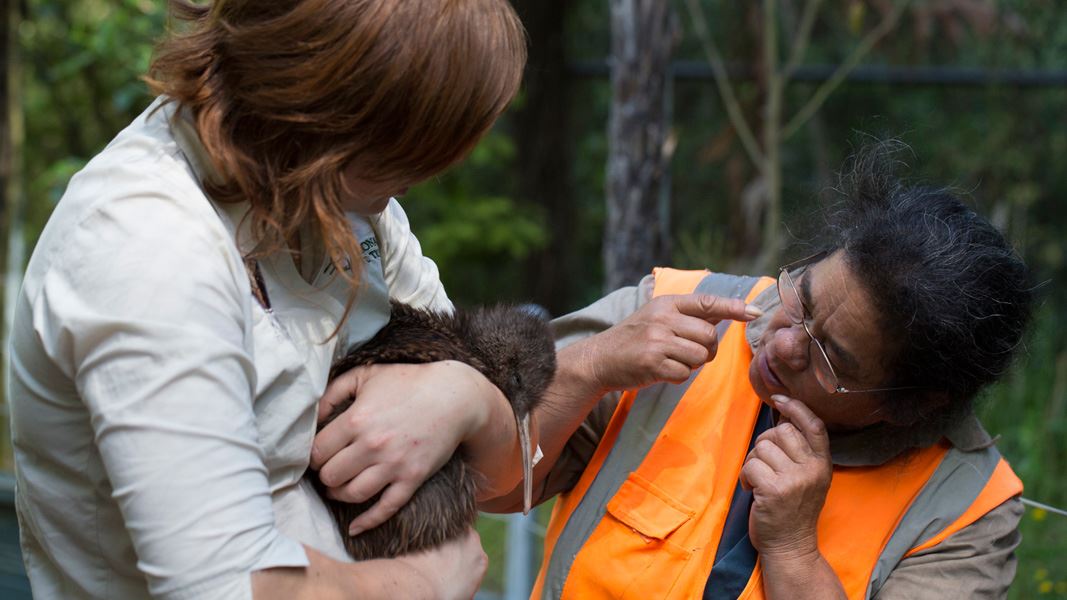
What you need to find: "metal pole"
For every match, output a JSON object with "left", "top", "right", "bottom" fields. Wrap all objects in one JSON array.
[{"left": 504, "top": 510, "right": 535, "bottom": 600}]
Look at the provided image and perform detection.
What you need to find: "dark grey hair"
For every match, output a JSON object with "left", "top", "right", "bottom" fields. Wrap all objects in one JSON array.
[{"left": 813, "top": 141, "right": 1033, "bottom": 427}]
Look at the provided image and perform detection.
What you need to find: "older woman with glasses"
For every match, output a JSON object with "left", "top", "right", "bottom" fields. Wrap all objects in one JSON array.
[{"left": 482, "top": 143, "right": 1033, "bottom": 600}]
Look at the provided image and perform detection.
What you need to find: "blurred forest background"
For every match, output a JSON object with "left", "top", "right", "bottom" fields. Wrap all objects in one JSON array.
[{"left": 1, "top": 0, "right": 1065, "bottom": 597}]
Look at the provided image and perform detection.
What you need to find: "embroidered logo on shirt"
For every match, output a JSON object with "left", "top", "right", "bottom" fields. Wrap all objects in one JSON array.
[
  {"left": 360, "top": 237, "right": 381, "bottom": 263},
  {"left": 320, "top": 235, "right": 380, "bottom": 277}
]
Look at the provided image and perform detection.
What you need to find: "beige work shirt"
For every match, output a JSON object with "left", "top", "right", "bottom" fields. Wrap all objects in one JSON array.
[
  {"left": 541, "top": 274, "right": 1022, "bottom": 600},
  {"left": 9, "top": 98, "right": 451, "bottom": 599}
]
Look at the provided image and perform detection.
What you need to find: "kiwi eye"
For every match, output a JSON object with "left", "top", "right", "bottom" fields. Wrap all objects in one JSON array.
[{"left": 510, "top": 373, "right": 522, "bottom": 388}]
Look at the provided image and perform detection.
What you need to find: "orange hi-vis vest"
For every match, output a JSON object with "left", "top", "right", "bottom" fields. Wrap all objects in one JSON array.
[{"left": 533, "top": 268, "right": 1022, "bottom": 600}]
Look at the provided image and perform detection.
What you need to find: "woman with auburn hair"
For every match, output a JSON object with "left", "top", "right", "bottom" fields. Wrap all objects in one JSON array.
[{"left": 9, "top": 1, "right": 526, "bottom": 598}]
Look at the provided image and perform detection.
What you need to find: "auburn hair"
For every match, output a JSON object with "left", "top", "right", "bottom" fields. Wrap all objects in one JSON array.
[{"left": 147, "top": 0, "right": 527, "bottom": 300}]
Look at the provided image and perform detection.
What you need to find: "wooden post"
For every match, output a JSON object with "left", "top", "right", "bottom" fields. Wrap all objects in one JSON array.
[{"left": 603, "top": 0, "right": 677, "bottom": 293}]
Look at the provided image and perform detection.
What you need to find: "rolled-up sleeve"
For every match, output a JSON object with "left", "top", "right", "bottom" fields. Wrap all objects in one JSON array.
[
  {"left": 373, "top": 199, "right": 453, "bottom": 313},
  {"left": 32, "top": 186, "right": 307, "bottom": 599}
]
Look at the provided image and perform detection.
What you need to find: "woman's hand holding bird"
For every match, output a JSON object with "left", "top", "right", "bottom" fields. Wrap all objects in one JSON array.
[{"left": 311, "top": 360, "right": 505, "bottom": 535}]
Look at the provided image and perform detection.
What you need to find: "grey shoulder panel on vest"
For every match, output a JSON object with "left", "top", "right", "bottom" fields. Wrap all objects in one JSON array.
[
  {"left": 695, "top": 273, "right": 762, "bottom": 339},
  {"left": 866, "top": 445, "right": 1003, "bottom": 598},
  {"left": 695, "top": 273, "right": 762, "bottom": 299},
  {"left": 541, "top": 272, "right": 760, "bottom": 600}
]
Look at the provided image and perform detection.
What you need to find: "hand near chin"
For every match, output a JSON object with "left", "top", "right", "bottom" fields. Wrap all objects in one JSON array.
[{"left": 740, "top": 394, "right": 832, "bottom": 560}]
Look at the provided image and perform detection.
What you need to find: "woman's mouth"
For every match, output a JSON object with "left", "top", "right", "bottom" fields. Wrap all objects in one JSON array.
[{"left": 758, "top": 351, "right": 787, "bottom": 392}]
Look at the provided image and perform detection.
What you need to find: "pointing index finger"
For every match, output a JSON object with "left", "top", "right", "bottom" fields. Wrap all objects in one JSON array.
[{"left": 671, "top": 293, "right": 763, "bottom": 324}]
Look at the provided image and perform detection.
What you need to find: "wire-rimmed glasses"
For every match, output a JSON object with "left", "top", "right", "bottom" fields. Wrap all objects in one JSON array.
[{"left": 777, "top": 253, "right": 914, "bottom": 395}]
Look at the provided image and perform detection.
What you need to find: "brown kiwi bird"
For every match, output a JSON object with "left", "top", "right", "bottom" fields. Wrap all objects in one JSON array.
[{"left": 309, "top": 301, "right": 556, "bottom": 560}]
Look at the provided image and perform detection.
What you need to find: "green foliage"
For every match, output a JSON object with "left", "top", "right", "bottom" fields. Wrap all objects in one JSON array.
[
  {"left": 418, "top": 195, "right": 544, "bottom": 262},
  {"left": 20, "top": 0, "right": 165, "bottom": 250},
  {"left": 402, "top": 127, "right": 548, "bottom": 306}
]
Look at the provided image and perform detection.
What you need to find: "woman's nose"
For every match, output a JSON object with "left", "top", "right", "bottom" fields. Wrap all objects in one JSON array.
[{"left": 768, "top": 324, "right": 811, "bottom": 373}]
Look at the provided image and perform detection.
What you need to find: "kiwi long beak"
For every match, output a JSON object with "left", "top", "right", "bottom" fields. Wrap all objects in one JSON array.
[{"left": 518, "top": 412, "right": 533, "bottom": 515}]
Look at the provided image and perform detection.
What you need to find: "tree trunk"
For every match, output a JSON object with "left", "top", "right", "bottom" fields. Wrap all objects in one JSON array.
[
  {"left": 511, "top": 0, "right": 574, "bottom": 316},
  {"left": 603, "top": 0, "right": 677, "bottom": 293}
]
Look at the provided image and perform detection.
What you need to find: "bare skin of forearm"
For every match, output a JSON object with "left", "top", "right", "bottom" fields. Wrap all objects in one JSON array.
[
  {"left": 760, "top": 548, "right": 847, "bottom": 600},
  {"left": 252, "top": 545, "right": 436, "bottom": 600},
  {"left": 479, "top": 339, "right": 605, "bottom": 512}
]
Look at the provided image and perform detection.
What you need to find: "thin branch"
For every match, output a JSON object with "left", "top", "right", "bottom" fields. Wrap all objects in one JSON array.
[
  {"left": 764, "top": 0, "right": 779, "bottom": 87},
  {"left": 764, "top": 0, "right": 782, "bottom": 138},
  {"left": 783, "top": 0, "right": 823, "bottom": 77},
  {"left": 683, "top": 0, "right": 766, "bottom": 168},
  {"left": 762, "top": 0, "right": 784, "bottom": 264},
  {"left": 1021, "top": 497, "right": 1067, "bottom": 519},
  {"left": 782, "top": 0, "right": 913, "bottom": 140}
]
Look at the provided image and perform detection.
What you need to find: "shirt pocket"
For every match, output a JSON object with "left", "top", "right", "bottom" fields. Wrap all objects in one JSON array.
[{"left": 564, "top": 472, "right": 695, "bottom": 600}]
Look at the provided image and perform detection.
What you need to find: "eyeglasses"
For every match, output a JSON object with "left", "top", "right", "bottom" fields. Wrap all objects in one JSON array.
[{"left": 777, "top": 253, "right": 914, "bottom": 395}]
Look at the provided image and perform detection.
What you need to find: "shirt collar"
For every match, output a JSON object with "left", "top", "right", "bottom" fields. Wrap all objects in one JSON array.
[
  {"left": 742, "top": 281, "right": 993, "bottom": 467},
  {"left": 161, "top": 98, "right": 268, "bottom": 258},
  {"left": 162, "top": 98, "right": 225, "bottom": 188}
]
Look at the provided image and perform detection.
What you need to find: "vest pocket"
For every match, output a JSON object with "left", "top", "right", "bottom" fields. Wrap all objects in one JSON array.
[
  {"left": 606, "top": 472, "right": 694, "bottom": 540},
  {"left": 565, "top": 472, "right": 694, "bottom": 599}
]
